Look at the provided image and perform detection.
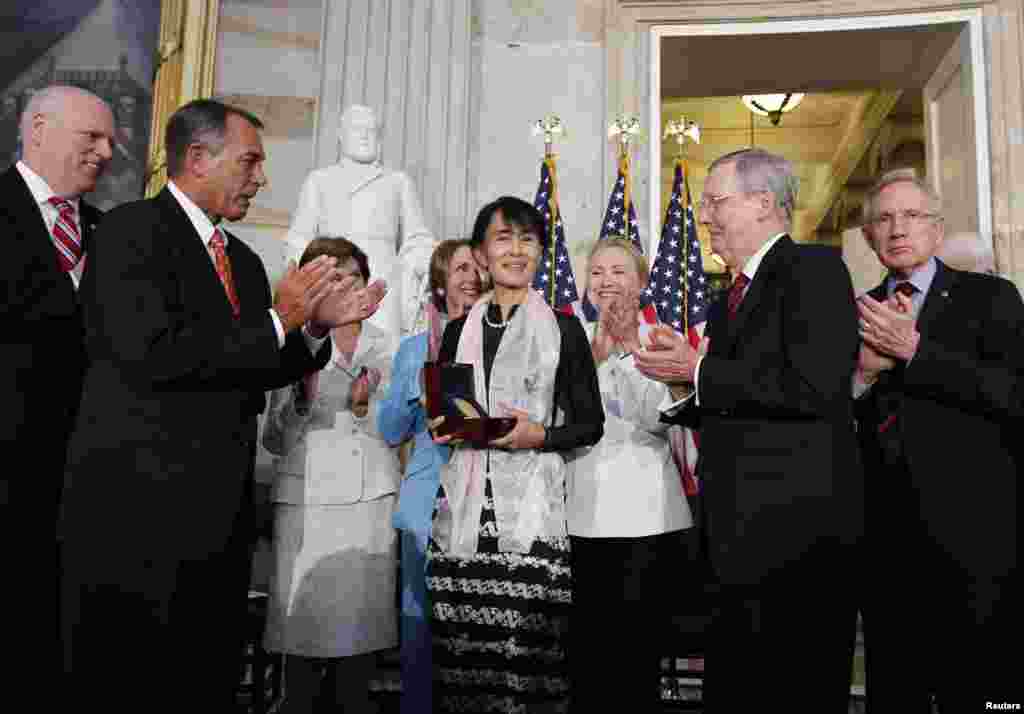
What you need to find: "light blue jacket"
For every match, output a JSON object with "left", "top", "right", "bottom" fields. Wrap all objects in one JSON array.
[{"left": 378, "top": 332, "right": 450, "bottom": 536}]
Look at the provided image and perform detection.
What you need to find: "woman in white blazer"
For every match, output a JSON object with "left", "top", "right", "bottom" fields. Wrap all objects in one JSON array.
[
  {"left": 262, "top": 237, "right": 399, "bottom": 714},
  {"left": 567, "top": 237, "right": 697, "bottom": 713}
]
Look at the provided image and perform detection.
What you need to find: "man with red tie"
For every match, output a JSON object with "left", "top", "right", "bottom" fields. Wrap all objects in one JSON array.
[
  {"left": 636, "top": 148, "right": 864, "bottom": 712},
  {"left": 854, "top": 169, "right": 1022, "bottom": 710},
  {"left": 60, "top": 99, "right": 383, "bottom": 711},
  {"left": 0, "top": 85, "right": 114, "bottom": 694}
]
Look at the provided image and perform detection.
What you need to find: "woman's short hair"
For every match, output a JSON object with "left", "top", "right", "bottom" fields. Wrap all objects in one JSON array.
[
  {"left": 585, "top": 237, "right": 650, "bottom": 290},
  {"left": 429, "top": 238, "right": 473, "bottom": 313},
  {"left": 298, "top": 236, "right": 370, "bottom": 282},
  {"left": 469, "top": 196, "right": 546, "bottom": 250}
]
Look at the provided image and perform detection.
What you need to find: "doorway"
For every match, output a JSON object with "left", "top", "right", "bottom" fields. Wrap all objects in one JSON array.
[{"left": 649, "top": 9, "right": 991, "bottom": 281}]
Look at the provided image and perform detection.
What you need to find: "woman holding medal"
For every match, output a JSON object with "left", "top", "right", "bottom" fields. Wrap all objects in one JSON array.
[
  {"left": 426, "top": 196, "right": 604, "bottom": 713},
  {"left": 261, "top": 237, "right": 397, "bottom": 714},
  {"left": 378, "top": 238, "right": 482, "bottom": 714},
  {"left": 567, "top": 237, "right": 696, "bottom": 712}
]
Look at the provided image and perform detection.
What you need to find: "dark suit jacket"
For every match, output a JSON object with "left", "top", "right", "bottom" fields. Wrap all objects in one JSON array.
[
  {"left": 61, "top": 188, "right": 330, "bottom": 562},
  {"left": 666, "top": 236, "right": 863, "bottom": 586},
  {"left": 0, "top": 165, "right": 102, "bottom": 513},
  {"left": 854, "top": 259, "right": 1023, "bottom": 578}
]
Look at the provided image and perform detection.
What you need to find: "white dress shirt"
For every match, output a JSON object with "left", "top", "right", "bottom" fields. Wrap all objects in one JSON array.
[
  {"left": 16, "top": 160, "right": 86, "bottom": 288},
  {"left": 166, "top": 180, "right": 303, "bottom": 349},
  {"left": 661, "top": 232, "right": 787, "bottom": 416}
]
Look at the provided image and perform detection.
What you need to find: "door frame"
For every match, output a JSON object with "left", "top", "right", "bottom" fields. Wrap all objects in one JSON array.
[{"left": 647, "top": 8, "right": 991, "bottom": 255}]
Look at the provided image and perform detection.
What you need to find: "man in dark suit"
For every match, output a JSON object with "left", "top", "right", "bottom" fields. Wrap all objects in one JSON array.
[
  {"left": 855, "top": 169, "right": 1022, "bottom": 711},
  {"left": 636, "top": 148, "right": 863, "bottom": 712},
  {"left": 60, "top": 99, "right": 382, "bottom": 712},
  {"left": 0, "top": 85, "right": 114, "bottom": 691}
]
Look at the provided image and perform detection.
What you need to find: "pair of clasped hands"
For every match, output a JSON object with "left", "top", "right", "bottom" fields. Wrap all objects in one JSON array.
[
  {"left": 856, "top": 291, "right": 919, "bottom": 379},
  {"left": 596, "top": 288, "right": 711, "bottom": 398},
  {"left": 271, "top": 255, "right": 388, "bottom": 338}
]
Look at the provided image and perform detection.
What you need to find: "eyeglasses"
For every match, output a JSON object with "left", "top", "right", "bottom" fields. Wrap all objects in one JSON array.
[
  {"left": 870, "top": 209, "right": 941, "bottom": 231},
  {"left": 696, "top": 192, "right": 742, "bottom": 214}
]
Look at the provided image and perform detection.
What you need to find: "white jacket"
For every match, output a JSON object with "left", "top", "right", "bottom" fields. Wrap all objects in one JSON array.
[
  {"left": 263, "top": 324, "right": 400, "bottom": 505},
  {"left": 567, "top": 324, "right": 693, "bottom": 538}
]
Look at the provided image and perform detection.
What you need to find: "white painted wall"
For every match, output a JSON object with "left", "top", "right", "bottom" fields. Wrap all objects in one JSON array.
[{"left": 471, "top": 0, "right": 610, "bottom": 280}]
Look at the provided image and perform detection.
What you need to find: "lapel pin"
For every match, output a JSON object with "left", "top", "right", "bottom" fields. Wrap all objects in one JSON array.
[{"left": 940, "top": 290, "right": 949, "bottom": 298}]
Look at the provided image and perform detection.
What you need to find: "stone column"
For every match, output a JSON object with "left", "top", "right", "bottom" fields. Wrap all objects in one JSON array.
[{"left": 313, "top": 0, "right": 476, "bottom": 240}]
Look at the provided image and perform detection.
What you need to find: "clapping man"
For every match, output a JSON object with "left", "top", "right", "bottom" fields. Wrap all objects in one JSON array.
[
  {"left": 636, "top": 149, "right": 863, "bottom": 712},
  {"left": 60, "top": 99, "right": 385, "bottom": 712},
  {"left": 855, "top": 169, "right": 1022, "bottom": 710}
]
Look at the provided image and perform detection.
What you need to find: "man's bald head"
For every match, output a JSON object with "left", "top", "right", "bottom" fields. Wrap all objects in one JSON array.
[{"left": 20, "top": 85, "right": 115, "bottom": 198}]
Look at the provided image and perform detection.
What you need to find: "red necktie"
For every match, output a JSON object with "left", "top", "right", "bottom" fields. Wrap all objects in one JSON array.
[
  {"left": 893, "top": 281, "right": 916, "bottom": 298},
  {"left": 727, "top": 273, "right": 750, "bottom": 319},
  {"left": 208, "top": 228, "right": 240, "bottom": 317},
  {"left": 48, "top": 197, "right": 82, "bottom": 271}
]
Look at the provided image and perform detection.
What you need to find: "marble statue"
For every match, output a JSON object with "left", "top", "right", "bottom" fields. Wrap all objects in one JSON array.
[{"left": 285, "top": 104, "right": 435, "bottom": 337}]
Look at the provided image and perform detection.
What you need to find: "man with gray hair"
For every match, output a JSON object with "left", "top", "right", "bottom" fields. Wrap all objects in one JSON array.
[
  {"left": 636, "top": 148, "right": 863, "bottom": 711},
  {"left": 855, "top": 168, "right": 1022, "bottom": 710},
  {"left": 0, "top": 85, "right": 114, "bottom": 688}
]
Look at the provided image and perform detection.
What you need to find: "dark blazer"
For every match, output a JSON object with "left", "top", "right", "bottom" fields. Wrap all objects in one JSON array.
[
  {"left": 854, "top": 259, "right": 1023, "bottom": 578},
  {"left": 0, "top": 165, "right": 102, "bottom": 512},
  {"left": 666, "top": 236, "right": 863, "bottom": 586},
  {"left": 61, "top": 188, "right": 330, "bottom": 561}
]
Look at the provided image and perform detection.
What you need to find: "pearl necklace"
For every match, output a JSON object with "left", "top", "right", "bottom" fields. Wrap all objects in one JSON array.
[{"left": 483, "top": 303, "right": 513, "bottom": 329}]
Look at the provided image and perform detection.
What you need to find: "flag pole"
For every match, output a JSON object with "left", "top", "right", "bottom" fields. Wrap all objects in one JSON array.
[
  {"left": 532, "top": 114, "right": 566, "bottom": 309},
  {"left": 546, "top": 150, "right": 560, "bottom": 306},
  {"left": 664, "top": 117, "right": 701, "bottom": 336}
]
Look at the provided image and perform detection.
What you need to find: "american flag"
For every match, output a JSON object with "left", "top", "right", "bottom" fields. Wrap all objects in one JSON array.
[
  {"left": 647, "top": 160, "right": 708, "bottom": 497},
  {"left": 582, "top": 154, "right": 647, "bottom": 321},
  {"left": 599, "top": 156, "right": 642, "bottom": 251},
  {"left": 531, "top": 158, "right": 582, "bottom": 316}
]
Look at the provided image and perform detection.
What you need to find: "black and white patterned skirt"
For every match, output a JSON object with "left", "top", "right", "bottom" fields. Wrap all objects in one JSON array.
[{"left": 426, "top": 478, "right": 572, "bottom": 713}]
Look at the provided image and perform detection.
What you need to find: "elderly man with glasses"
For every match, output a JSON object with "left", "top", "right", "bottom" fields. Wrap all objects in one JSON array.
[
  {"left": 854, "top": 169, "right": 1023, "bottom": 711},
  {"left": 636, "top": 148, "right": 864, "bottom": 712}
]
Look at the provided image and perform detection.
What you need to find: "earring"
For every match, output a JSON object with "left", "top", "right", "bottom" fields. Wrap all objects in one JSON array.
[{"left": 435, "top": 287, "right": 445, "bottom": 296}]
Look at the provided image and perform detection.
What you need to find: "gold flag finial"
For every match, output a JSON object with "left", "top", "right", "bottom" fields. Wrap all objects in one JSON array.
[{"left": 532, "top": 114, "right": 567, "bottom": 156}]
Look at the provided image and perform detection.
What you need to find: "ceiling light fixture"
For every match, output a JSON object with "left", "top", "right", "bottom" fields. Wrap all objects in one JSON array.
[{"left": 741, "top": 93, "right": 805, "bottom": 126}]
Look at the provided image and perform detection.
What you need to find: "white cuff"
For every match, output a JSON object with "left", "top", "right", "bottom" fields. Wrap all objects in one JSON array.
[
  {"left": 693, "top": 354, "right": 704, "bottom": 406},
  {"left": 269, "top": 309, "right": 286, "bottom": 348},
  {"left": 301, "top": 323, "right": 329, "bottom": 356},
  {"left": 659, "top": 389, "right": 695, "bottom": 417}
]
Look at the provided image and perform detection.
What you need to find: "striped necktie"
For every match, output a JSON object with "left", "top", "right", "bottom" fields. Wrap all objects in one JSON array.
[
  {"left": 208, "top": 227, "right": 240, "bottom": 317},
  {"left": 48, "top": 197, "right": 82, "bottom": 271}
]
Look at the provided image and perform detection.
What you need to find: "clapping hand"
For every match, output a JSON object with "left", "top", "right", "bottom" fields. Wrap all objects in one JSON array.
[
  {"left": 310, "top": 278, "right": 388, "bottom": 334},
  {"left": 604, "top": 291, "right": 642, "bottom": 355},
  {"left": 349, "top": 367, "right": 381, "bottom": 418},
  {"left": 635, "top": 325, "right": 700, "bottom": 385},
  {"left": 858, "top": 293, "right": 919, "bottom": 361},
  {"left": 274, "top": 256, "right": 340, "bottom": 333}
]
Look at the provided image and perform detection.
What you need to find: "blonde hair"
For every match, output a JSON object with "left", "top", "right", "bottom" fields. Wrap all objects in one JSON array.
[{"left": 585, "top": 237, "right": 650, "bottom": 293}]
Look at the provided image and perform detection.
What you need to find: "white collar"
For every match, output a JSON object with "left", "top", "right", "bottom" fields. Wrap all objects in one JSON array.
[
  {"left": 167, "top": 179, "right": 221, "bottom": 246},
  {"left": 738, "top": 232, "right": 786, "bottom": 282},
  {"left": 16, "top": 160, "right": 81, "bottom": 213}
]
